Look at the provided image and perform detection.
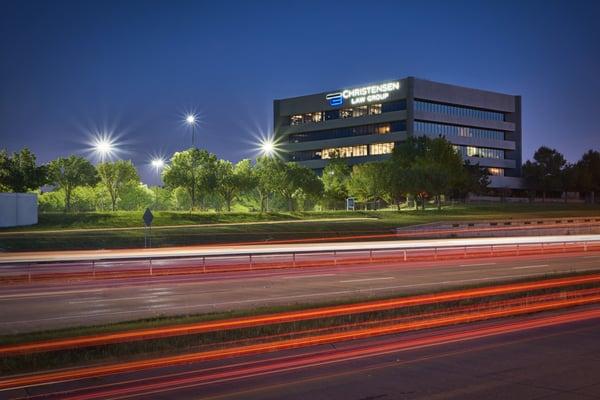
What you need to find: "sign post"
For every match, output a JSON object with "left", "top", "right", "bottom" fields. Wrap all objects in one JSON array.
[
  {"left": 346, "top": 197, "right": 355, "bottom": 211},
  {"left": 143, "top": 208, "right": 154, "bottom": 248}
]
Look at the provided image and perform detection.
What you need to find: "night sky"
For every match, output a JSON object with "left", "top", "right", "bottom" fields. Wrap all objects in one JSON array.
[{"left": 1, "top": 0, "right": 599, "bottom": 185}]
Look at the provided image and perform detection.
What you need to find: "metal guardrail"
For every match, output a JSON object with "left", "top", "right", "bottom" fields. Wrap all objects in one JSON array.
[{"left": 1, "top": 236, "right": 600, "bottom": 284}]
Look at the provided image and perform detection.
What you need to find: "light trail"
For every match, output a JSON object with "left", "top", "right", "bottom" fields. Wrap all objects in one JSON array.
[
  {"left": 2, "top": 273, "right": 600, "bottom": 356},
  {"left": 2, "top": 234, "right": 599, "bottom": 265},
  {"left": 2, "top": 241, "right": 600, "bottom": 284},
  {"left": 2, "top": 294, "right": 600, "bottom": 392},
  {"left": 41, "top": 307, "right": 600, "bottom": 400}
]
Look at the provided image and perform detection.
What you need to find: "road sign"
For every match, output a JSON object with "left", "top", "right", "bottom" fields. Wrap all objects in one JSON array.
[
  {"left": 143, "top": 208, "right": 154, "bottom": 227},
  {"left": 346, "top": 197, "right": 355, "bottom": 211}
]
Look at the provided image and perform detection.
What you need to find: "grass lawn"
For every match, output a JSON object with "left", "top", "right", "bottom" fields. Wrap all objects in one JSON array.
[{"left": 0, "top": 203, "right": 599, "bottom": 251}]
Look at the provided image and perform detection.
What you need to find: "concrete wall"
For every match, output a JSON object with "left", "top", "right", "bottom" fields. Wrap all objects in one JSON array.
[{"left": 0, "top": 193, "right": 38, "bottom": 227}]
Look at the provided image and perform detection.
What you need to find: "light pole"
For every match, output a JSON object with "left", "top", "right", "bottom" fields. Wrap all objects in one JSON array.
[{"left": 186, "top": 114, "right": 197, "bottom": 148}]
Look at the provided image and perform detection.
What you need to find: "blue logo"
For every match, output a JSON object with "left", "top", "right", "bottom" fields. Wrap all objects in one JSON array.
[{"left": 326, "top": 92, "right": 343, "bottom": 107}]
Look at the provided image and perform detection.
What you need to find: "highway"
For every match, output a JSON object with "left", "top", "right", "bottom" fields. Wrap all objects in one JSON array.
[
  {"left": 2, "top": 234, "right": 599, "bottom": 264},
  {"left": 3, "top": 306, "right": 600, "bottom": 399},
  {"left": 2, "top": 250, "right": 600, "bottom": 333}
]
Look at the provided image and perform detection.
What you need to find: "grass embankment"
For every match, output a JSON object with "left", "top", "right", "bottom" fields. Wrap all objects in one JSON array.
[
  {"left": 1, "top": 203, "right": 599, "bottom": 251},
  {"left": 1, "top": 271, "right": 599, "bottom": 375}
]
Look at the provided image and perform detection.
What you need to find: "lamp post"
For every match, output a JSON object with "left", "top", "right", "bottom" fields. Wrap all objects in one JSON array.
[{"left": 185, "top": 114, "right": 197, "bottom": 148}]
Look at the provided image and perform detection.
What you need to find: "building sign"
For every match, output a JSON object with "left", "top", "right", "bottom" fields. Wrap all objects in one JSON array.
[{"left": 326, "top": 81, "right": 400, "bottom": 107}]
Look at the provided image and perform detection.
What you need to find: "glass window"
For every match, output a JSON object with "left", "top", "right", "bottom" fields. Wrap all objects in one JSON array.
[
  {"left": 453, "top": 145, "right": 504, "bottom": 159},
  {"left": 369, "top": 104, "right": 382, "bottom": 115},
  {"left": 414, "top": 121, "right": 504, "bottom": 141},
  {"left": 290, "top": 115, "right": 303, "bottom": 126},
  {"left": 339, "top": 108, "right": 353, "bottom": 119},
  {"left": 325, "top": 110, "right": 339, "bottom": 120},
  {"left": 415, "top": 100, "right": 505, "bottom": 121},
  {"left": 322, "top": 145, "right": 368, "bottom": 159},
  {"left": 353, "top": 105, "right": 368, "bottom": 118},
  {"left": 488, "top": 168, "right": 504, "bottom": 176},
  {"left": 288, "top": 121, "right": 406, "bottom": 143},
  {"left": 369, "top": 142, "right": 395, "bottom": 155}
]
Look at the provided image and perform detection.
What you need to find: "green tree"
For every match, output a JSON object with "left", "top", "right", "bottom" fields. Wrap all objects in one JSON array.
[
  {"left": 47, "top": 155, "right": 98, "bottom": 212},
  {"left": 253, "top": 156, "right": 279, "bottom": 212},
  {"left": 576, "top": 150, "right": 600, "bottom": 203},
  {"left": 348, "top": 163, "right": 388, "bottom": 209},
  {"left": 0, "top": 148, "right": 47, "bottom": 192},
  {"left": 118, "top": 183, "right": 155, "bottom": 211},
  {"left": 321, "top": 158, "right": 351, "bottom": 210},
  {"left": 162, "top": 149, "right": 218, "bottom": 211},
  {"left": 96, "top": 160, "right": 140, "bottom": 211},
  {"left": 216, "top": 159, "right": 254, "bottom": 211},
  {"left": 522, "top": 146, "right": 566, "bottom": 201}
]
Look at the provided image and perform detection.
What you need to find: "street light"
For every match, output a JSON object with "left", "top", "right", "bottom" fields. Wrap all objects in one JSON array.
[
  {"left": 151, "top": 157, "right": 165, "bottom": 171},
  {"left": 92, "top": 134, "right": 115, "bottom": 161},
  {"left": 185, "top": 113, "right": 198, "bottom": 148},
  {"left": 259, "top": 137, "right": 278, "bottom": 157}
]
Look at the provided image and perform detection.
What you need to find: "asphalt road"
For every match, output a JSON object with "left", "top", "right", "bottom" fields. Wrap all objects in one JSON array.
[
  {"left": 1, "top": 251, "right": 600, "bottom": 333},
  {"left": 4, "top": 306, "right": 600, "bottom": 399}
]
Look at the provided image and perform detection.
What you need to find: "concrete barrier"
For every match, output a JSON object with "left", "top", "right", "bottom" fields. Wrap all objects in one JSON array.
[{"left": 0, "top": 193, "right": 38, "bottom": 227}]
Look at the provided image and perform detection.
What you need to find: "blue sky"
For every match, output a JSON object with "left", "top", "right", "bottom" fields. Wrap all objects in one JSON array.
[{"left": 1, "top": 0, "right": 599, "bottom": 184}]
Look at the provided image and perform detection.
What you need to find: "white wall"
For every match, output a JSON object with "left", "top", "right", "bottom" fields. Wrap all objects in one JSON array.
[{"left": 0, "top": 193, "right": 38, "bottom": 227}]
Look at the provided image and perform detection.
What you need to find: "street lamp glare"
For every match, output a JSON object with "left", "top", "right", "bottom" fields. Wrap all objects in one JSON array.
[
  {"left": 261, "top": 139, "right": 275, "bottom": 156},
  {"left": 93, "top": 137, "right": 114, "bottom": 159},
  {"left": 151, "top": 158, "right": 165, "bottom": 169},
  {"left": 185, "top": 114, "right": 196, "bottom": 125}
]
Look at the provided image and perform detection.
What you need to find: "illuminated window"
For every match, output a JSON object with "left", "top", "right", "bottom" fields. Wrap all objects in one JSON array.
[
  {"left": 369, "top": 104, "right": 382, "bottom": 115},
  {"left": 376, "top": 124, "right": 391, "bottom": 134},
  {"left": 453, "top": 145, "right": 504, "bottom": 159},
  {"left": 340, "top": 108, "right": 353, "bottom": 119},
  {"left": 290, "top": 115, "right": 303, "bottom": 125},
  {"left": 303, "top": 112, "right": 322, "bottom": 124},
  {"left": 322, "top": 145, "right": 368, "bottom": 159},
  {"left": 488, "top": 168, "right": 504, "bottom": 176},
  {"left": 369, "top": 142, "right": 395, "bottom": 155},
  {"left": 353, "top": 105, "right": 368, "bottom": 118}
]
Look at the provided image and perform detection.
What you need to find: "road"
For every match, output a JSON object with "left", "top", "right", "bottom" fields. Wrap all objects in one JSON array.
[
  {"left": 2, "top": 234, "right": 599, "bottom": 263},
  {"left": 2, "top": 250, "right": 600, "bottom": 333},
  {"left": 4, "top": 306, "right": 600, "bottom": 399}
]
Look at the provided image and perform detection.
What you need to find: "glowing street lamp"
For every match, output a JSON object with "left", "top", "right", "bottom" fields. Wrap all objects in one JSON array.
[
  {"left": 92, "top": 135, "right": 115, "bottom": 161},
  {"left": 259, "top": 137, "right": 278, "bottom": 157},
  {"left": 185, "top": 113, "right": 198, "bottom": 148},
  {"left": 151, "top": 157, "right": 165, "bottom": 171}
]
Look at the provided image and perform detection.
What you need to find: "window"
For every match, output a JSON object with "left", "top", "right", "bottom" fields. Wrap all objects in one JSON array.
[
  {"left": 284, "top": 100, "right": 406, "bottom": 126},
  {"left": 414, "top": 121, "right": 505, "bottom": 141},
  {"left": 369, "top": 104, "right": 382, "bottom": 115},
  {"left": 453, "top": 145, "right": 504, "bottom": 159},
  {"left": 488, "top": 168, "right": 504, "bottom": 176},
  {"left": 415, "top": 100, "right": 505, "bottom": 121},
  {"left": 353, "top": 105, "right": 368, "bottom": 118},
  {"left": 340, "top": 108, "right": 353, "bottom": 119},
  {"left": 322, "top": 145, "right": 368, "bottom": 159},
  {"left": 288, "top": 121, "right": 406, "bottom": 143},
  {"left": 290, "top": 115, "right": 303, "bottom": 126},
  {"left": 369, "top": 142, "right": 395, "bottom": 155}
]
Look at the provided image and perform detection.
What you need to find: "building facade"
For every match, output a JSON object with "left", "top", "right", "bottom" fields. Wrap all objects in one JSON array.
[{"left": 274, "top": 77, "right": 523, "bottom": 189}]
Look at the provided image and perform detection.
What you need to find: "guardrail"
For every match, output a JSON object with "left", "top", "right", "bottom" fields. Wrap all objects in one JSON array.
[{"left": 1, "top": 236, "right": 600, "bottom": 284}]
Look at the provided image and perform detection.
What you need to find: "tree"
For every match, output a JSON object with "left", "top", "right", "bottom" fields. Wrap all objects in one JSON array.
[
  {"left": 216, "top": 159, "right": 254, "bottom": 211},
  {"left": 348, "top": 163, "right": 388, "bottom": 209},
  {"left": 96, "top": 160, "right": 140, "bottom": 211},
  {"left": 270, "top": 162, "right": 321, "bottom": 212},
  {"left": 451, "top": 160, "right": 490, "bottom": 200},
  {"left": 47, "top": 155, "right": 98, "bottom": 212},
  {"left": 0, "top": 148, "right": 47, "bottom": 192},
  {"left": 162, "top": 149, "right": 218, "bottom": 211},
  {"left": 522, "top": 146, "right": 566, "bottom": 201},
  {"left": 321, "top": 158, "right": 351, "bottom": 209},
  {"left": 576, "top": 150, "right": 600, "bottom": 203},
  {"left": 389, "top": 136, "right": 466, "bottom": 210},
  {"left": 253, "top": 156, "right": 279, "bottom": 212}
]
